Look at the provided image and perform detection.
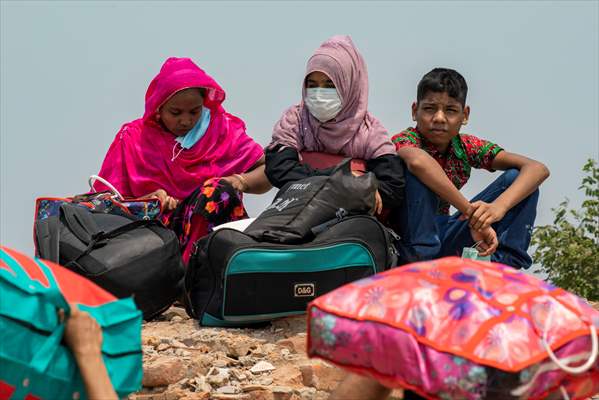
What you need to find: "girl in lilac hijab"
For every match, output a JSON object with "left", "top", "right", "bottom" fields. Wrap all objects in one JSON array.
[{"left": 266, "top": 35, "right": 405, "bottom": 213}]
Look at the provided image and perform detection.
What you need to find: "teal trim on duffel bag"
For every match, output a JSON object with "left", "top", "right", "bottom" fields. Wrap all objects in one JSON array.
[
  {"left": 201, "top": 313, "right": 266, "bottom": 327},
  {"left": 226, "top": 243, "right": 375, "bottom": 275},
  {"left": 218, "top": 242, "right": 376, "bottom": 325},
  {"left": 202, "top": 311, "right": 306, "bottom": 326},
  {"left": 224, "top": 310, "right": 306, "bottom": 323}
]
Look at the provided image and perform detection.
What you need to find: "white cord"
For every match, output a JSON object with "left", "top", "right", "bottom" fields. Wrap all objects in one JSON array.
[
  {"left": 510, "top": 351, "right": 592, "bottom": 396},
  {"left": 171, "top": 143, "right": 184, "bottom": 162},
  {"left": 559, "top": 385, "right": 570, "bottom": 400},
  {"left": 542, "top": 307, "right": 598, "bottom": 375},
  {"left": 88, "top": 175, "right": 124, "bottom": 201}
]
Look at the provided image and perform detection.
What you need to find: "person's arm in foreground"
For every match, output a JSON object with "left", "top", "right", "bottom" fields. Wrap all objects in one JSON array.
[
  {"left": 147, "top": 155, "right": 273, "bottom": 210},
  {"left": 330, "top": 373, "right": 391, "bottom": 400},
  {"left": 64, "top": 304, "right": 118, "bottom": 400},
  {"left": 466, "top": 151, "right": 550, "bottom": 230}
]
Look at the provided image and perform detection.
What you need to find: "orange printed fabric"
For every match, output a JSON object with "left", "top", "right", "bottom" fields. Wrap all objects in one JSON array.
[{"left": 310, "top": 257, "right": 598, "bottom": 371}]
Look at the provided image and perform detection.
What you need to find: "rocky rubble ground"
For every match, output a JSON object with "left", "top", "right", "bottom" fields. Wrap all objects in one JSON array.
[
  {"left": 132, "top": 303, "right": 599, "bottom": 400},
  {"left": 131, "top": 307, "right": 404, "bottom": 400}
]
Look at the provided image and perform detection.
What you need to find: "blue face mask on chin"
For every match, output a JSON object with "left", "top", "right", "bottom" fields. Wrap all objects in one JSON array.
[{"left": 175, "top": 108, "right": 212, "bottom": 149}]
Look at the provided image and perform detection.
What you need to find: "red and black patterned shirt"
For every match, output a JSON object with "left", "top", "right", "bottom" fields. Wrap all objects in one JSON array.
[{"left": 391, "top": 127, "right": 503, "bottom": 215}]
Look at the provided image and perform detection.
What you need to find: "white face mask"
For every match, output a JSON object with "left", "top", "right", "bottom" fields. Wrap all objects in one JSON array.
[{"left": 304, "top": 88, "right": 343, "bottom": 122}]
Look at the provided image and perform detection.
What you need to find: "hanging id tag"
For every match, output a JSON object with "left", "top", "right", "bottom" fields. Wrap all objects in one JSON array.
[{"left": 462, "top": 241, "right": 491, "bottom": 262}]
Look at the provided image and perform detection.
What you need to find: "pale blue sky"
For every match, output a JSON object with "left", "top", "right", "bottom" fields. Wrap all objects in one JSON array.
[{"left": 1, "top": 1, "right": 598, "bottom": 256}]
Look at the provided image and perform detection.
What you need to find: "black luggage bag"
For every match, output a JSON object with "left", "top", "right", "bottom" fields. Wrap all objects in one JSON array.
[
  {"left": 34, "top": 203, "right": 184, "bottom": 319},
  {"left": 184, "top": 215, "right": 399, "bottom": 327},
  {"left": 245, "top": 159, "right": 377, "bottom": 244}
]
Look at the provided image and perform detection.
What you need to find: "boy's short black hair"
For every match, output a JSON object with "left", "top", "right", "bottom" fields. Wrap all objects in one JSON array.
[{"left": 417, "top": 68, "right": 468, "bottom": 106}]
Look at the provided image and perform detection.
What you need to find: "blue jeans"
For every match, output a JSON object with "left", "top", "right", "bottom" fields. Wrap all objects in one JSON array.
[{"left": 395, "top": 169, "right": 538, "bottom": 269}]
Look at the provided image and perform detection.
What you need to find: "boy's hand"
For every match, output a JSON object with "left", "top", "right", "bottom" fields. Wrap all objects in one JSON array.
[
  {"left": 470, "top": 226, "right": 498, "bottom": 257},
  {"left": 465, "top": 201, "right": 507, "bottom": 231}
]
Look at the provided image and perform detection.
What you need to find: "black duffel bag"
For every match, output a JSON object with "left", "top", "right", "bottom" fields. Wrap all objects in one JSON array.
[
  {"left": 245, "top": 159, "right": 377, "bottom": 243},
  {"left": 34, "top": 203, "right": 184, "bottom": 319},
  {"left": 184, "top": 215, "right": 400, "bottom": 327}
]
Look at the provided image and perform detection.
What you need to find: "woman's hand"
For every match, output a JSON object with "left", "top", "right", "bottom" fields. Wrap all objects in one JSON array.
[
  {"left": 222, "top": 174, "right": 248, "bottom": 192},
  {"left": 351, "top": 170, "right": 382, "bottom": 214},
  {"left": 374, "top": 190, "right": 383, "bottom": 215},
  {"left": 144, "top": 189, "right": 178, "bottom": 211}
]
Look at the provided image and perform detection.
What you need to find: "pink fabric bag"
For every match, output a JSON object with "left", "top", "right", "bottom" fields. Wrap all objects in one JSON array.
[{"left": 308, "top": 257, "right": 599, "bottom": 399}]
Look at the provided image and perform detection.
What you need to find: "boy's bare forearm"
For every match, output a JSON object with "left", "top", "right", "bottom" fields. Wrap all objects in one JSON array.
[
  {"left": 399, "top": 148, "right": 471, "bottom": 214},
  {"left": 493, "top": 161, "right": 549, "bottom": 211}
]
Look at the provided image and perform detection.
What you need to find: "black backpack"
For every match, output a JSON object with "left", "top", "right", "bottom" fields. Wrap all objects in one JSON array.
[
  {"left": 34, "top": 203, "right": 184, "bottom": 319},
  {"left": 245, "top": 159, "right": 377, "bottom": 244}
]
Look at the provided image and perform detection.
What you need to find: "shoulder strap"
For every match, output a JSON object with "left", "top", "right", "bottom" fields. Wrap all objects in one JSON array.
[
  {"left": 34, "top": 217, "right": 61, "bottom": 263},
  {"left": 96, "top": 218, "right": 163, "bottom": 241},
  {"left": 65, "top": 218, "right": 165, "bottom": 268},
  {"left": 60, "top": 203, "right": 101, "bottom": 245}
]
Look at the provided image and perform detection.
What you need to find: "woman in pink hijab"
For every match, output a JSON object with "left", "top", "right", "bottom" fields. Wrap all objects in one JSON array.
[
  {"left": 267, "top": 35, "right": 404, "bottom": 213},
  {"left": 96, "top": 57, "right": 271, "bottom": 263}
]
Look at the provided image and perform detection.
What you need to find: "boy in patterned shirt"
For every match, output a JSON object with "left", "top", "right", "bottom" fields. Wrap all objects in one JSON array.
[{"left": 391, "top": 68, "right": 549, "bottom": 269}]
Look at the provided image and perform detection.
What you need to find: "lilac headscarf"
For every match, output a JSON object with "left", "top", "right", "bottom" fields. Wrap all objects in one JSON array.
[{"left": 270, "top": 35, "right": 395, "bottom": 159}]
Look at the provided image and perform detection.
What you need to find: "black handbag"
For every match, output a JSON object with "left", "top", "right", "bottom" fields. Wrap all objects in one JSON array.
[
  {"left": 34, "top": 203, "right": 184, "bottom": 319},
  {"left": 245, "top": 159, "right": 377, "bottom": 243},
  {"left": 184, "top": 215, "right": 400, "bottom": 327}
]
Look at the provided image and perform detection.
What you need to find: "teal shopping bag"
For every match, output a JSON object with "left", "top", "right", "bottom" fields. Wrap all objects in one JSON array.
[{"left": 0, "top": 246, "right": 142, "bottom": 399}]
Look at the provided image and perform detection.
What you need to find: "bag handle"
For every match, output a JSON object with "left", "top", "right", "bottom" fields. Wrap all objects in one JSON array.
[
  {"left": 89, "top": 174, "right": 124, "bottom": 201},
  {"left": 66, "top": 217, "right": 164, "bottom": 268},
  {"left": 34, "top": 216, "right": 61, "bottom": 263},
  {"left": 330, "top": 158, "right": 353, "bottom": 176},
  {"left": 542, "top": 308, "right": 598, "bottom": 374},
  {"left": 95, "top": 218, "right": 163, "bottom": 241},
  {"left": 30, "top": 260, "right": 71, "bottom": 374},
  {"left": 3, "top": 254, "right": 72, "bottom": 374}
]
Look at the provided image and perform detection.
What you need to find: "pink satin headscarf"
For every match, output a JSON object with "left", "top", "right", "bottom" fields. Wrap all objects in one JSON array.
[
  {"left": 96, "top": 57, "right": 263, "bottom": 199},
  {"left": 270, "top": 35, "right": 395, "bottom": 160}
]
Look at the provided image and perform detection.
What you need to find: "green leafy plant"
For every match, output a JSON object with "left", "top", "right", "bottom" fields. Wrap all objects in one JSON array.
[{"left": 532, "top": 158, "right": 599, "bottom": 300}]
